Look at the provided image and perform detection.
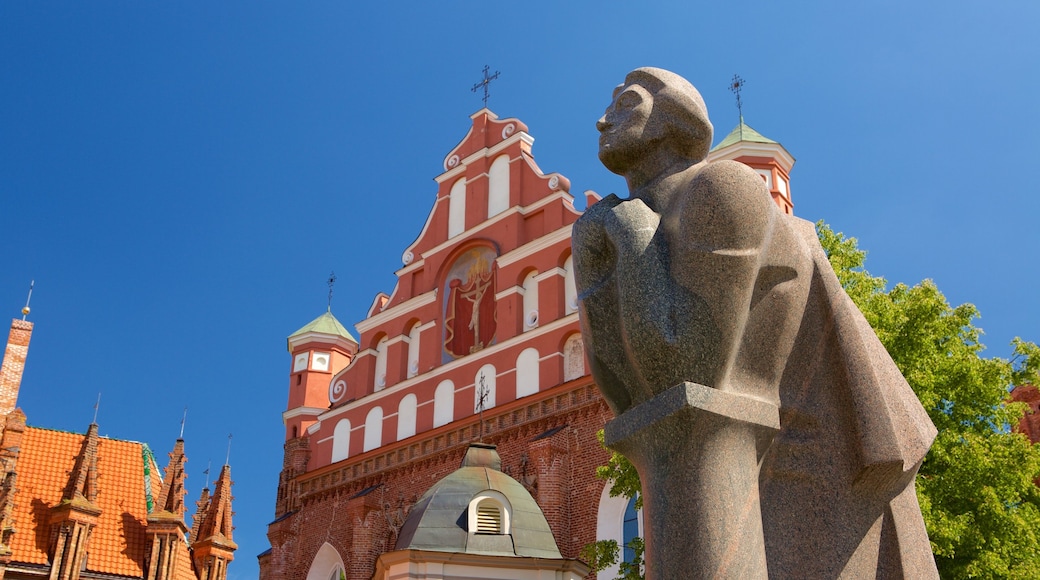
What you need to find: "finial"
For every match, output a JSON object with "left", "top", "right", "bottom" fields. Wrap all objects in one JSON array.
[
  {"left": 203, "top": 460, "right": 211, "bottom": 489},
  {"left": 225, "top": 433, "right": 232, "bottom": 466},
  {"left": 21, "top": 280, "right": 34, "bottom": 320},
  {"left": 92, "top": 392, "right": 101, "bottom": 424},
  {"left": 179, "top": 407, "right": 187, "bottom": 439},
  {"left": 471, "top": 65, "right": 501, "bottom": 108},
  {"left": 729, "top": 74, "right": 745, "bottom": 138},
  {"left": 327, "top": 271, "right": 337, "bottom": 312}
]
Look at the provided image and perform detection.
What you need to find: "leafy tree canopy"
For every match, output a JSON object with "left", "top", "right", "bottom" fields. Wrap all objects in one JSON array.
[{"left": 586, "top": 222, "right": 1040, "bottom": 580}]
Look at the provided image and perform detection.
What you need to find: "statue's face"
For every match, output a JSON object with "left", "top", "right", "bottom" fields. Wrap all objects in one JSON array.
[{"left": 597, "top": 82, "right": 655, "bottom": 175}]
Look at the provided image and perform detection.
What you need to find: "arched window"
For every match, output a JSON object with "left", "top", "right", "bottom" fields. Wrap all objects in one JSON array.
[
  {"left": 467, "top": 491, "right": 512, "bottom": 535},
  {"left": 563, "top": 334, "right": 586, "bottom": 382},
  {"left": 406, "top": 322, "right": 421, "bottom": 378},
  {"left": 331, "top": 419, "right": 351, "bottom": 463},
  {"left": 516, "top": 348, "right": 539, "bottom": 399},
  {"left": 433, "top": 380, "right": 455, "bottom": 428},
  {"left": 363, "top": 407, "right": 383, "bottom": 452},
  {"left": 448, "top": 178, "right": 466, "bottom": 238},
  {"left": 563, "top": 255, "right": 578, "bottom": 314},
  {"left": 596, "top": 483, "right": 641, "bottom": 580},
  {"left": 474, "top": 364, "right": 496, "bottom": 412},
  {"left": 305, "top": 543, "right": 345, "bottom": 580},
  {"left": 522, "top": 271, "right": 539, "bottom": 331},
  {"left": 374, "top": 336, "right": 389, "bottom": 391},
  {"left": 487, "top": 155, "right": 510, "bottom": 218},
  {"left": 397, "top": 394, "right": 417, "bottom": 441},
  {"left": 623, "top": 496, "right": 640, "bottom": 563}
]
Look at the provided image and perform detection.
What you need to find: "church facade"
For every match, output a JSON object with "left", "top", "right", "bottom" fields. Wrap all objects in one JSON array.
[{"left": 260, "top": 109, "right": 794, "bottom": 580}]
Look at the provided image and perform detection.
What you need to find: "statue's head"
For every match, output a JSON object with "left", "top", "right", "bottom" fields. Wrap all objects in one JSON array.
[{"left": 597, "top": 67, "right": 713, "bottom": 176}]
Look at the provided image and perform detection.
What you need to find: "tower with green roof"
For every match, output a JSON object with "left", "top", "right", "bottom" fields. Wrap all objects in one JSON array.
[
  {"left": 283, "top": 311, "right": 358, "bottom": 442},
  {"left": 708, "top": 120, "right": 796, "bottom": 214}
]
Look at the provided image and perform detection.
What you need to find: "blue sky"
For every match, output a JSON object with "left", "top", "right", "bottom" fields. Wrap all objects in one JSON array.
[{"left": 1, "top": 2, "right": 1037, "bottom": 578}]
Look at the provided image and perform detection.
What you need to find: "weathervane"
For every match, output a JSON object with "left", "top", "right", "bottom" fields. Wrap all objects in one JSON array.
[
  {"left": 471, "top": 65, "right": 500, "bottom": 107},
  {"left": 225, "top": 433, "right": 233, "bottom": 465},
  {"left": 327, "top": 271, "right": 337, "bottom": 312},
  {"left": 92, "top": 393, "right": 101, "bottom": 424},
  {"left": 729, "top": 74, "right": 745, "bottom": 139},
  {"left": 475, "top": 372, "right": 489, "bottom": 442},
  {"left": 21, "top": 280, "right": 33, "bottom": 320},
  {"left": 179, "top": 407, "right": 187, "bottom": 439}
]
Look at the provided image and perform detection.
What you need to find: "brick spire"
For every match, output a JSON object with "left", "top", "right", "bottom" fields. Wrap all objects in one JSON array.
[
  {"left": 155, "top": 439, "right": 187, "bottom": 520},
  {"left": 61, "top": 423, "right": 99, "bottom": 505},
  {"left": 49, "top": 423, "right": 102, "bottom": 580},
  {"left": 0, "top": 319, "right": 33, "bottom": 417},
  {"left": 145, "top": 438, "right": 190, "bottom": 580},
  {"left": 189, "top": 486, "right": 211, "bottom": 545},
  {"left": 191, "top": 464, "right": 235, "bottom": 580}
]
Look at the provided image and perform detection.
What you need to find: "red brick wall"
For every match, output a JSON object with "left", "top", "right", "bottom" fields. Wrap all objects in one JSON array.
[
  {"left": 262, "top": 380, "right": 614, "bottom": 580},
  {"left": 0, "top": 320, "right": 32, "bottom": 417}
]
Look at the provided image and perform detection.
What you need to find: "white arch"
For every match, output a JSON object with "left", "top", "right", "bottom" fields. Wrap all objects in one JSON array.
[
  {"left": 474, "top": 364, "right": 496, "bottom": 412},
  {"left": 363, "top": 407, "right": 383, "bottom": 452},
  {"left": 374, "top": 336, "right": 389, "bottom": 391},
  {"left": 522, "top": 271, "right": 539, "bottom": 331},
  {"left": 406, "top": 322, "right": 422, "bottom": 379},
  {"left": 564, "top": 255, "right": 578, "bottom": 314},
  {"left": 516, "top": 348, "right": 540, "bottom": 399},
  {"left": 448, "top": 178, "right": 466, "bottom": 238},
  {"left": 305, "top": 542, "right": 345, "bottom": 580},
  {"left": 331, "top": 419, "right": 351, "bottom": 463},
  {"left": 397, "top": 394, "right": 417, "bottom": 441},
  {"left": 597, "top": 484, "right": 643, "bottom": 579},
  {"left": 564, "top": 334, "right": 586, "bottom": 382},
  {"left": 434, "top": 380, "right": 455, "bottom": 428},
  {"left": 487, "top": 155, "right": 510, "bottom": 218}
]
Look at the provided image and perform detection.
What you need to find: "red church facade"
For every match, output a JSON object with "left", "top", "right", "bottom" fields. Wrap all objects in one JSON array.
[{"left": 260, "top": 110, "right": 795, "bottom": 580}]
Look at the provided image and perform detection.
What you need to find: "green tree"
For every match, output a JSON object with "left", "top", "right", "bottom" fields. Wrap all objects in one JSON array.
[{"left": 584, "top": 222, "right": 1040, "bottom": 580}]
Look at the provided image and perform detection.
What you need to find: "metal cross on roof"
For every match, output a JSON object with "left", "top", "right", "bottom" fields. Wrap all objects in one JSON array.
[
  {"left": 476, "top": 372, "right": 489, "bottom": 441},
  {"left": 327, "top": 271, "right": 337, "bottom": 312},
  {"left": 471, "top": 65, "right": 500, "bottom": 107},
  {"left": 729, "top": 74, "right": 745, "bottom": 124}
]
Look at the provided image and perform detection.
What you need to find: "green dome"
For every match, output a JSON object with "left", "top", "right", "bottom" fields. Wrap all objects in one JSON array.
[
  {"left": 712, "top": 120, "right": 779, "bottom": 151},
  {"left": 394, "top": 444, "right": 562, "bottom": 558},
  {"left": 288, "top": 311, "right": 356, "bottom": 343}
]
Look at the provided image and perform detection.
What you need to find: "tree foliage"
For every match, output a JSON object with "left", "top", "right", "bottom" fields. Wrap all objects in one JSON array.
[{"left": 584, "top": 222, "right": 1040, "bottom": 580}]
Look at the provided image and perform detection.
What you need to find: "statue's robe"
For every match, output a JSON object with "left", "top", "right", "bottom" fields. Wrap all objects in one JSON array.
[{"left": 574, "top": 159, "right": 938, "bottom": 579}]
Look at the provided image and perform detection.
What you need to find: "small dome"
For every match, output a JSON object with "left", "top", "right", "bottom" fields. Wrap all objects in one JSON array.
[
  {"left": 288, "top": 311, "right": 357, "bottom": 343},
  {"left": 394, "top": 444, "right": 561, "bottom": 559}
]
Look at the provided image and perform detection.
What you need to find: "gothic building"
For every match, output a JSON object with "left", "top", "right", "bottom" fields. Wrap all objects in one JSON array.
[
  {"left": 0, "top": 316, "right": 237, "bottom": 579},
  {"left": 260, "top": 109, "right": 794, "bottom": 579}
]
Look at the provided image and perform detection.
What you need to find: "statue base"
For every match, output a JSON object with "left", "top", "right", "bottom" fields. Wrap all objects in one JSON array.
[{"left": 605, "top": 382, "right": 779, "bottom": 580}]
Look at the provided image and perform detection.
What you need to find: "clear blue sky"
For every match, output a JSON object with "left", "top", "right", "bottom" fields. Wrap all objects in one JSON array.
[{"left": 1, "top": 2, "right": 1037, "bottom": 578}]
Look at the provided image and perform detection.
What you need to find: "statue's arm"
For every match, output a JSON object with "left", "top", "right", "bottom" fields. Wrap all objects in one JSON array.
[{"left": 664, "top": 160, "right": 777, "bottom": 390}]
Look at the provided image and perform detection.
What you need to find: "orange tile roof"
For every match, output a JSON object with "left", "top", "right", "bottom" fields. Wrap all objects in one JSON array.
[{"left": 9, "top": 426, "right": 164, "bottom": 577}]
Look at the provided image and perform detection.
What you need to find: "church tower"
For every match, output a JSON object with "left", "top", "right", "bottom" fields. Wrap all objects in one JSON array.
[
  {"left": 191, "top": 464, "right": 236, "bottom": 580},
  {"left": 145, "top": 438, "right": 190, "bottom": 580},
  {"left": 284, "top": 312, "right": 358, "bottom": 442},
  {"left": 47, "top": 422, "right": 102, "bottom": 580},
  {"left": 708, "top": 120, "right": 796, "bottom": 214}
]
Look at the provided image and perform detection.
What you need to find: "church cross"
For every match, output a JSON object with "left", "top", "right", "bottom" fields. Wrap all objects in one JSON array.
[
  {"left": 471, "top": 65, "right": 500, "bottom": 107},
  {"left": 728, "top": 74, "right": 744, "bottom": 125},
  {"left": 476, "top": 372, "right": 489, "bottom": 441},
  {"left": 327, "top": 271, "right": 337, "bottom": 312}
]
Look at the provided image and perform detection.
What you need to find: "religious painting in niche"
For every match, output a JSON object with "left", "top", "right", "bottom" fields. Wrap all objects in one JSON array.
[{"left": 443, "top": 246, "right": 498, "bottom": 360}]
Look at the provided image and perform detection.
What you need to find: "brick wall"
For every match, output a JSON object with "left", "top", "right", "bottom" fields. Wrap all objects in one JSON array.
[
  {"left": 263, "top": 380, "right": 615, "bottom": 580},
  {"left": 0, "top": 320, "right": 32, "bottom": 417}
]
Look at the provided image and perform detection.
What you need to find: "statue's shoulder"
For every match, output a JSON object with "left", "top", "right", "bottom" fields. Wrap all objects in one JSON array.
[
  {"left": 665, "top": 160, "right": 776, "bottom": 252},
  {"left": 688, "top": 160, "right": 771, "bottom": 204}
]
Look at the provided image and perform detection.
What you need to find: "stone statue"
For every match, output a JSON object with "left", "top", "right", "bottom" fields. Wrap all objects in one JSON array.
[{"left": 572, "top": 67, "right": 939, "bottom": 579}]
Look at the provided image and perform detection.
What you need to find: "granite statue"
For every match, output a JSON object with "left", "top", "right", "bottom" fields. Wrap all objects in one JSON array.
[{"left": 572, "top": 67, "right": 939, "bottom": 579}]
